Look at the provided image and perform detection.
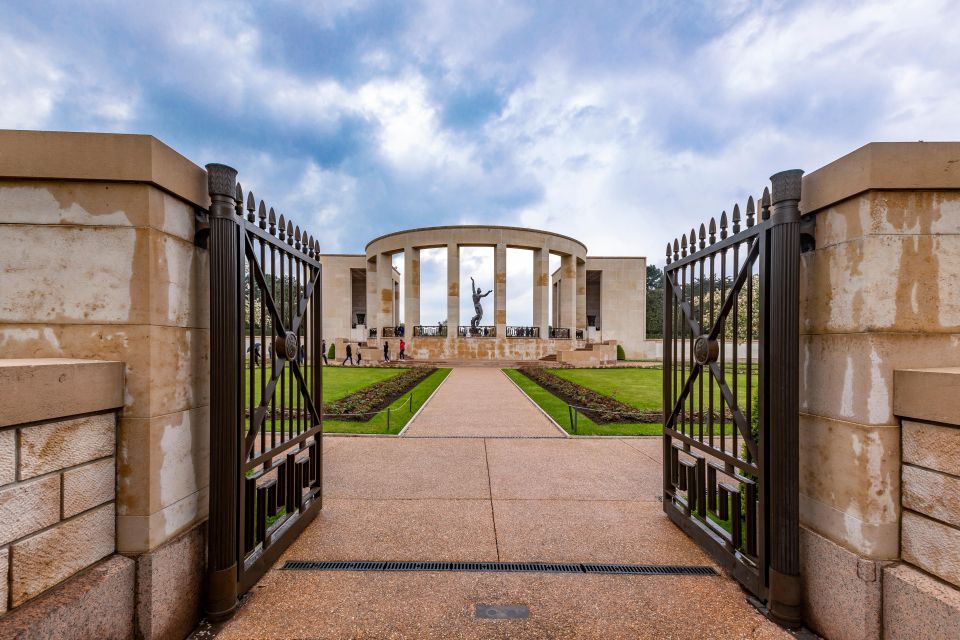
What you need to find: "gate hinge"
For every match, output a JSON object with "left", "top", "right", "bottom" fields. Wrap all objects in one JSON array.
[
  {"left": 194, "top": 207, "right": 210, "bottom": 249},
  {"left": 800, "top": 215, "right": 816, "bottom": 253}
]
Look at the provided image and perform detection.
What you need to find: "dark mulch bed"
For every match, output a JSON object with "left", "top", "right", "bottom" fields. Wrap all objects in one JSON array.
[
  {"left": 517, "top": 367, "right": 661, "bottom": 424},
  {"left": 324, "top": 367, "right": 437, "bottom": 421}
]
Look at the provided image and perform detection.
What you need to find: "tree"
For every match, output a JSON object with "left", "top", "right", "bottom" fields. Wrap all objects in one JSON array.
[
  {"left": 646, "top": 264, "right": 663, "bottom": 291},
  {"left": 646, "top": 264, "right": 665, "bottom": 338}
]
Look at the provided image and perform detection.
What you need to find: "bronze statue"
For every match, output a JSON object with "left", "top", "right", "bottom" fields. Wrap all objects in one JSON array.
[{"left": 470, "top": 276, "right": 492, "bottom": 330}]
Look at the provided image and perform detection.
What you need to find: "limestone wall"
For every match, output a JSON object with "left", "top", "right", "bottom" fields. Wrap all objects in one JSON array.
[
  {"left": 0, "top": 131, "right": 210, "bottom": 557},
  {"left": 0, "top": 359, "right": 122, "bottom": 613},
  {"left": 796, "top": 142, "right": 960, "bottom": 640}
]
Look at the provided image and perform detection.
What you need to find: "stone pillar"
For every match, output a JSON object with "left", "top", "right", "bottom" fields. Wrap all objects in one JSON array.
[
  {"left": 560, "top": 254, "right": 577, "bottom": 331},
  {"left": 494, "top": 242, "right": 507, "bottom": 333},
  {"left": 533, "top": 248, "right": 550, "bottom": 337},
  {"left": 576, "top": 258, "right": 586, "bottom": 333},
  {"left": 365, "top": 257, "right": 377, "bottom": 335},
  {"left": 377, "top": 252, "right": 393, "bottom": 335},
  {"left": 446, "top": 243, "right": 459, "bottom": 331},
  {"left": 795, "top": 142, "right": 960, "bottom": 640},
  {"left": 404, "top": 247, "right": 420, "bottom": 332}
]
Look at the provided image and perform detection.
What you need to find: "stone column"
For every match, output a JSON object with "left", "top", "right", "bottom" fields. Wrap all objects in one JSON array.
[
  {"left": 365, "top": 257, "right": 377, "bottom": 335},
  {"left": 494, "top": 242, "right": 507, "bottom": 334},
  {"left": 446, "top": 243, "right": 459, "bottom": 331},
  {"left": 560, "top": 254, "right": 577, "bottom": 331},
  {"left": 377, "top": 252, "right": 393, "bottom": 335},
  {"left": 533, "top": 248, "right": 550, "bottom": 337},
  {"left": 404, "top": 247, "right": 420, "bottom": 332},
  {"left": 576, "top": 258, "right": 587, "bottom": 334}
]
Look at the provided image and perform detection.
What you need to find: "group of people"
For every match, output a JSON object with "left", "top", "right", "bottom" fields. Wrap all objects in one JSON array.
[{"left": 337, "top": 338, "right": 406, "bottom": 366}]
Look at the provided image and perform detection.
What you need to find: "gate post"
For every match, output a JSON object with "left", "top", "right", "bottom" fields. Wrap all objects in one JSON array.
[
  {"left": 765, "top": 169, "right": 804, "bottom": 627},
  {"left": 204, "top": 163, "right": 241, "bottom": 620}
]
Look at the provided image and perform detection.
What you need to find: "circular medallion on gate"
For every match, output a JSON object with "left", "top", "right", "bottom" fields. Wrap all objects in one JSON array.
[
  {"left": 694, "top": 335, "right": 719, "bottom": 365},
  {"left": 274, "top": 331, "right": 299, "bottom": 361}
]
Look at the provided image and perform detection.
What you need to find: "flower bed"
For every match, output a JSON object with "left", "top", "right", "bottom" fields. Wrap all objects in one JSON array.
[
  {"left": 517, "top": 367, "right": 661, "bottom": 424},
  {"left": 324, "top": 367, "right": 437, "bottom": 421}
]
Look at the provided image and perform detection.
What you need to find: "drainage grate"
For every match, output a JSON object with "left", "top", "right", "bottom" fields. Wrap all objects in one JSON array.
[{"left": 282, "top": 560, "right": 716, "bottom": 576}]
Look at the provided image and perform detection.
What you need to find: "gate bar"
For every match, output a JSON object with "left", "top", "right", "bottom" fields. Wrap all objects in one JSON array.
[
  {"left": 205, "top": 164, "right": 242, "bottom": 620},
  {"left": 765, "top": 169, "right": 804, "bottom": 627}
]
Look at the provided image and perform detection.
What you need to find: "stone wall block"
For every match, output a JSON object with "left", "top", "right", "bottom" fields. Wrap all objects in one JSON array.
[
  {"left": 0, "top": 475, "right": 60, "bottom": 546},
  {"left": 902, "top": 420, "right": 960, "bottom": 476},
  {"left": 894, "top": 368, "right": 960, "bottom": 427},
  {"left": 901, "top": 510, "right": 960, "bottom": 588},
  {"left": 883, "top": 563, "right": 960, "bottom": 640},
  {"left": 0, "top": 428, "right": 14, "bottom": 485},
  {"left": 0, "top": 546, "right": 8, "bottom": 614},
  {"left": 136, "top": 523, "right": 205, "bottom": 640},
  {"left": 62, "top": 458, "right": 115, "bottom": 518},
  {"left": 19, "top": 413, "right": 115, "bottom": 479},
  {"left": 10, "top": 503, "right": 116, "bottom": 606},
  {"left": 902, "top": 464, "right": 960, "bottom": 528}
]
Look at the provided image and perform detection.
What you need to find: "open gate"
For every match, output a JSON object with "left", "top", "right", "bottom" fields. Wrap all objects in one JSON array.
[
  {"left": 204, "top": 164, "right": 324, "bottom": 619},
  {"left": 662, "top": 170, "right": 803, "bottom": 627}
]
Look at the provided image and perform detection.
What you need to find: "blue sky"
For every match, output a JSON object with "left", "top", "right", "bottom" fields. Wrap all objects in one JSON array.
[{"left": 3, "top": 0, "right": 959, "bottom": 324}]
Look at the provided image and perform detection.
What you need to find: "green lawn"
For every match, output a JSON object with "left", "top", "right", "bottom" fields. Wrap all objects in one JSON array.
[
  {"left": 503, "top": 369, "right": 660, "bottom": 436},
  {"left": 504, "top": 367, "right": 756, "bottom": 437},
  {"left": 324, "top": 368, "right": 451, "bottom": 434},
  {"left": 243, "top": 364, "right": 405, "bottom": 407}
]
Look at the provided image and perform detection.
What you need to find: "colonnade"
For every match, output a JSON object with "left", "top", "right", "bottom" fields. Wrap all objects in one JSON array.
[{"left": 362, "top": 226, "right": 589, "bottom": 339}]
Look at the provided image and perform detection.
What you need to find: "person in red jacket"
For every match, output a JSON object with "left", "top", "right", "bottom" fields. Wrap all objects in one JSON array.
[{"left": 399, "top": 338, "right": 406, "bottom": 360}]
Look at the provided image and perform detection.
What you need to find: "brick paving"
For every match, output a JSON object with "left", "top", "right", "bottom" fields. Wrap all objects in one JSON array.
[{"left": 216, "top": 368, "right": 789, "bottom": 639}]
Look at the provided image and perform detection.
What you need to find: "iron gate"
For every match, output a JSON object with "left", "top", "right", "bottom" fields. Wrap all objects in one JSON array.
[
  {"left": 204, "top": 164, "right": 324, "bottom": 619},
  {"left": 662, "top": 170, "right": 803, "bottom": 627}
]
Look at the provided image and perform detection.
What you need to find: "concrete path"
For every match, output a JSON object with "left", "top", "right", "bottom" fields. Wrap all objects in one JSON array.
[
  {"left": 402, "top": 367, "right": 563, "bottom": 437},
  {"left": 216, "top": 368, "right": 789, "bottom": 640}
]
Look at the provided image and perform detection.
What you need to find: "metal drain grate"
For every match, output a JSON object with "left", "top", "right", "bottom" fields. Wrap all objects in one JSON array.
[{"left": 281, "top": 560, "right": 717, "bottom": 576}]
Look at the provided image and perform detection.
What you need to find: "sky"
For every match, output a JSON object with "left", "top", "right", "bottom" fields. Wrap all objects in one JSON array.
[{"left": 3, "top": 0, "right": 959, "bottom": 324}]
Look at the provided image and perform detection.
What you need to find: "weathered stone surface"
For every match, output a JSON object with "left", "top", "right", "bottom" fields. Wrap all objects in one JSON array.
[
  {"left": 117, "top": 405, "right": 209, "bottom": 516},
  {"left": 136, "top": 523, "right": 205, "bottom": 640},
  {"left": 0, "top": 323, "right": 209, "bottom": 420},
  {"left": 799, "top": 332, "right": 960, "bottom": 426},
  {"left": 903, "top": 421, "right": 960, "bottom": 484},
  {"left": 800, "top": 526, "right": 885, "bottom": 640},
  {"left": 0, "top": 428, "right": 14, "bottom": 485},
  {"left": 894, "top": 368, "right": 960, "bottom": 427},
  {"left": 116, "top": 486, "right": 208, "bottom": 554},
  {"left": 0, "top": 475, "right": 60, "bottom": 546},
  {"left": 883, "top": 563, "right": 960, "bottom": 640},
  {"left": 19, "top": 413, "right": 115, "bottom": 479},
  {"left": 902, "top": 510, "right": 960, "bottom": 588},
  {"left": 0, "top": 554, "right": 134, "bottom": 640},
  {"left": 63, "top": 458, "right": 115, "bottom": 518},
  {"left": 0, "top": 359, "right": 123, "bottom": 428},
  {"left": 798, "top": 413, "right": 900, "bottom": 559},
  {"left": 902, "top": 464, "right": 960, "bottom": 528},
  {"left": 10, "top": 503, "right": 115, "bottom": 606},
  {"left": 0, "top": 546, "right": 8, "bottom": 614}
]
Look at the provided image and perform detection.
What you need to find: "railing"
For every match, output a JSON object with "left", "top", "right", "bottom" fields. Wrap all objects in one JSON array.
[
  {"left": 575, "top": 329, "right": 584, "bottom": 340},
  {"left": 382, "top": 326, "right": 396, "bottom": 338},
  {"left": 368, "top": 328, "right": 377, "bottom": 338},
  {"left": 458, "top": 325, "right": 496, "bottom": 337},
  {"left": 549, "top": 327, "right": 571, "bottom": 339},
  {"left": 413, "top": 325, "right": 448, "bottom": 337},
  {"left": 506, "top": 326, "right": 540, "bottom": 338}
]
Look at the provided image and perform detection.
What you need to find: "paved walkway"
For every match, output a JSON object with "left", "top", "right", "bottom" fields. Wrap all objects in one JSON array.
[
  {"left": 216, "top": 368, "right": 789, "bottom": 639},
  {"left": 402, "top": 368, "right": 563, "bottom": 437}
]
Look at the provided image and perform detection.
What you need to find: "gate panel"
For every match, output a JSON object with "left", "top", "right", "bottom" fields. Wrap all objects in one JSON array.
[
  {"left": 205, "top": 164, "right": 324, "bottom": 619},
  {"left": 662, "top": 170, "right": 802, "bottom": 627}
]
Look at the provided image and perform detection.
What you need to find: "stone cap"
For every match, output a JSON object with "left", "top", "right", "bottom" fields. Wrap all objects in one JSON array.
[
  {"left": 801, "top": 142, "right": 960, "bottom": 215},
  {"left": 893, "top": 367, "right": 960, "bottom": 426},
  {"left": 0, "top": 129, "right": 208, "bottom": 208},
  {"left": 0, "top": 359, "right": 124, "bottom": 427}
]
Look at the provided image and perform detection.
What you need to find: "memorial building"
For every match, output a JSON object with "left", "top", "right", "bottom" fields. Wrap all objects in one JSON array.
[{"left": 318, "top": 225, "right": 646, "bottom": 363}]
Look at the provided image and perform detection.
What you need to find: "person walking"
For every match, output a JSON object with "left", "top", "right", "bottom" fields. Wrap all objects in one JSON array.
[
  {"left": 399, "top": 338, "right": 405, "bottom": 360},
  {"left": 356, "top": 348, "right": 362, "bottom": 366},
  {"left": 342, "top": 343, "right": 353, "bottom": 366},
  {"left": 383, "top": 341, "right": 390, "bottom": 362},
  {"left": 321, "top": 340, "right": 329, "bottom": 365}
]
